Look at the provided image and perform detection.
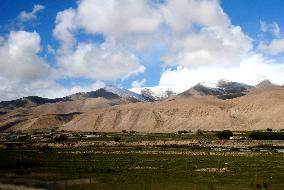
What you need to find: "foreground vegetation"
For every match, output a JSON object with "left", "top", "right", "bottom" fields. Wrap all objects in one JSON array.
[{"left": 0, "top": 131, "right": 283, "bottom": 189}]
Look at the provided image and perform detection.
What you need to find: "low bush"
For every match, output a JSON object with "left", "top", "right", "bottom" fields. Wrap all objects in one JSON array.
[
  {"left": 129, "top": 131, "right": 138, "bottom": 134},
  {"left": 54, "top": 134, "right": 68, "bottom": 142},
  {"left": 178, "top": 130, "right": 189, "bottom": 134},
  {"left": 122, "top": 130, "right": 128, "bottom": 133},
  {"left": 18, "top": 135, "right": 30, "bottom": 141},
  {"left": 196, "top": 129, "right": 204, "bottom": 135},
  {"left": 113, "top": 136, "right": 121, "bottom": 142},
  {"left": 230, "top": 147, "right": 240, "bottom": 152}
]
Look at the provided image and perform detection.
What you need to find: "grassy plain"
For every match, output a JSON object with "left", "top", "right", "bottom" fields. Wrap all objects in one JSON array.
[{"left": 0, "top": 132, "right": 283, "bottom": 190}]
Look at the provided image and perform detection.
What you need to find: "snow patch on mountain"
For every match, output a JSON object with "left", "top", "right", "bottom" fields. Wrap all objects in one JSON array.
[
  {"left": 130, "top": 86, "right": 187, "bottom": 100},
  {"left": 130, "top": 80, "right": 255, "bottom": 100},
  {"left": 104, "top": 85, "right": 148, "bottom": 102}
]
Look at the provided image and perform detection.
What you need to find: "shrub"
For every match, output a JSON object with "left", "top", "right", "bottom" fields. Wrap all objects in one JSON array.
[
  {"left": 217, "top": 130, "right": 233, "bottom": 140},
  {"left": 18, "top": 135, "right": 30, "bottom": 141},
  {"left": 230, "top": 147, "right": 240, "bottom": 152},
  {"left": 72, "top": 132, "right": 81, "bottom": 138},
  {"left": 178, "top": 130, "right": 189, "bottom": 134},
  {"left": 266, "top": 128, "right": 272, "bottom": 132},
  {"left": 113, "top": 136, "right": 121, "bottom": 142},
  {"left": 196, "top": 129, "right": 204, "bottom": 135},
  {"left": 130, "top": 131, "right": 138, "bottom": 134},
  {"left": 54, "top": 134, "right": 68, "bottom": 142}
]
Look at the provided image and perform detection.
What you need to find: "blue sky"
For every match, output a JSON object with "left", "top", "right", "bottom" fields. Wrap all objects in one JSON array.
[
  {"left": 0, "top": 0, "right": 284, "bottom": 100},
  {"left": 222, "top": 0, "right": 284, "bottom": 45}
]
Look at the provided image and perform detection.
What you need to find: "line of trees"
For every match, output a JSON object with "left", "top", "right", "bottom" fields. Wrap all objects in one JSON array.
[{"left": 249, "top": 131, "right": 284, "bottom": 140}]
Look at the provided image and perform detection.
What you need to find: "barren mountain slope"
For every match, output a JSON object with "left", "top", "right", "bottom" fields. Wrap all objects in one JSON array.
[
  {"left": 0, "top": 86, "right": 149, "bottom": 131},
  {"left": 0, "top": 97, "right": 124, "bottom": 131},
  {"left": 62, "top": 96, "right": 232, "bottom": 132},
  {"left": 2, "top": 86, "right": 284, "bottom": 132},
  {"left": 61, "top": 86, "right": 284, "bottom": 132},
  {"left": 229, "top": 86, "right": 284, "bottom": 131}
]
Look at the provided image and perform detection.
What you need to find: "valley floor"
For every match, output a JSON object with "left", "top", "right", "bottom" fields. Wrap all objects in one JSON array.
[{"left": 0, "top": 132, "right": 283, "bottom": 190}]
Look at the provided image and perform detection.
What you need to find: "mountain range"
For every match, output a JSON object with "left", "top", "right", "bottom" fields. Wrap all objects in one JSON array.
[{"left": 0, "top": 80, "right": 283, "bottom": 132}]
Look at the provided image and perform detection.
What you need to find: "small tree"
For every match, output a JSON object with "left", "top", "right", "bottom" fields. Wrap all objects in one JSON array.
[{"left": 217, "top": 130, "right": 233, "bottom": 139}]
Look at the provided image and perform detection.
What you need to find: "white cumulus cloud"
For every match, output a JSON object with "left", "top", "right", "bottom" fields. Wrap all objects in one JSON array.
[
  {"left": 56, "top": 41, "right": 145, "bottom": 80},
  {"left": 53, "top": 1, "right": 149, "bottom": 80},
  {"left": 0, "top": 31, "right": 70, "bottom": 101},
  {"left": 163, "top": 25, "right": 252, "bottom": 68},
  {"left": 53, "top": 8, "right": 77, "bottom": 53},
  {"left": 161, "top": 0, "right": 230, "bottom": 32},
  {"left": 131, "top": 79, "right": 146, "bottom": 88},
  {"left": 19, "top": 4, "right": 45, "bottom": 23},
  {"left": 76, "top": 0, "right": 162, "bottom": 37},
  {"left": 258, "top": 21, "right": 284, "bottom": 55},
  {"left": 70, "top": 81, "right": 106, "bottom": 94},
  {"left": 258, "top": 39, "right": 284, "bottom": 55},
  {"left": 0, "top": 31, "right": 49, "bottom": 81},
  {"left": 260, "top": 21, "right": 281, "bottom": 37},
  {"left": 159, "top": 54, "right": 284, "bottom": 91}
]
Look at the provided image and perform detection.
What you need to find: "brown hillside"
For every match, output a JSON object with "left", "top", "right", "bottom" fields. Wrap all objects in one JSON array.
[
  {"left": 61, "top": 87, "right": 284, "bottom": 132},
  {"left": 1, "top": 86, "right": 284, "bottom": 132}
]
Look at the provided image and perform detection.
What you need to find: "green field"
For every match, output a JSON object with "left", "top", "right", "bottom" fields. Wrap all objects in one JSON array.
[{"left": 0, "top": 132, "right": 283, "bottom": 190}]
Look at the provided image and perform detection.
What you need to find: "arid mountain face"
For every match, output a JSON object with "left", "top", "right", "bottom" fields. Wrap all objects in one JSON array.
[{"left": 1, "top": 82, "right": 284, "bottom": 132}]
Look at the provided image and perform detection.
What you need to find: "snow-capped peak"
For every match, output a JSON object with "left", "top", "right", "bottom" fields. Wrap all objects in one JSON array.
[
  {"left": 104, "top": 85, "right": 148, "bottom": 102},
  {"left": 129, "top": 86, "right": 186, "bottom": 100},
  {"left": 129, "top": 80, "right": 255, "bottom": 100}
]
